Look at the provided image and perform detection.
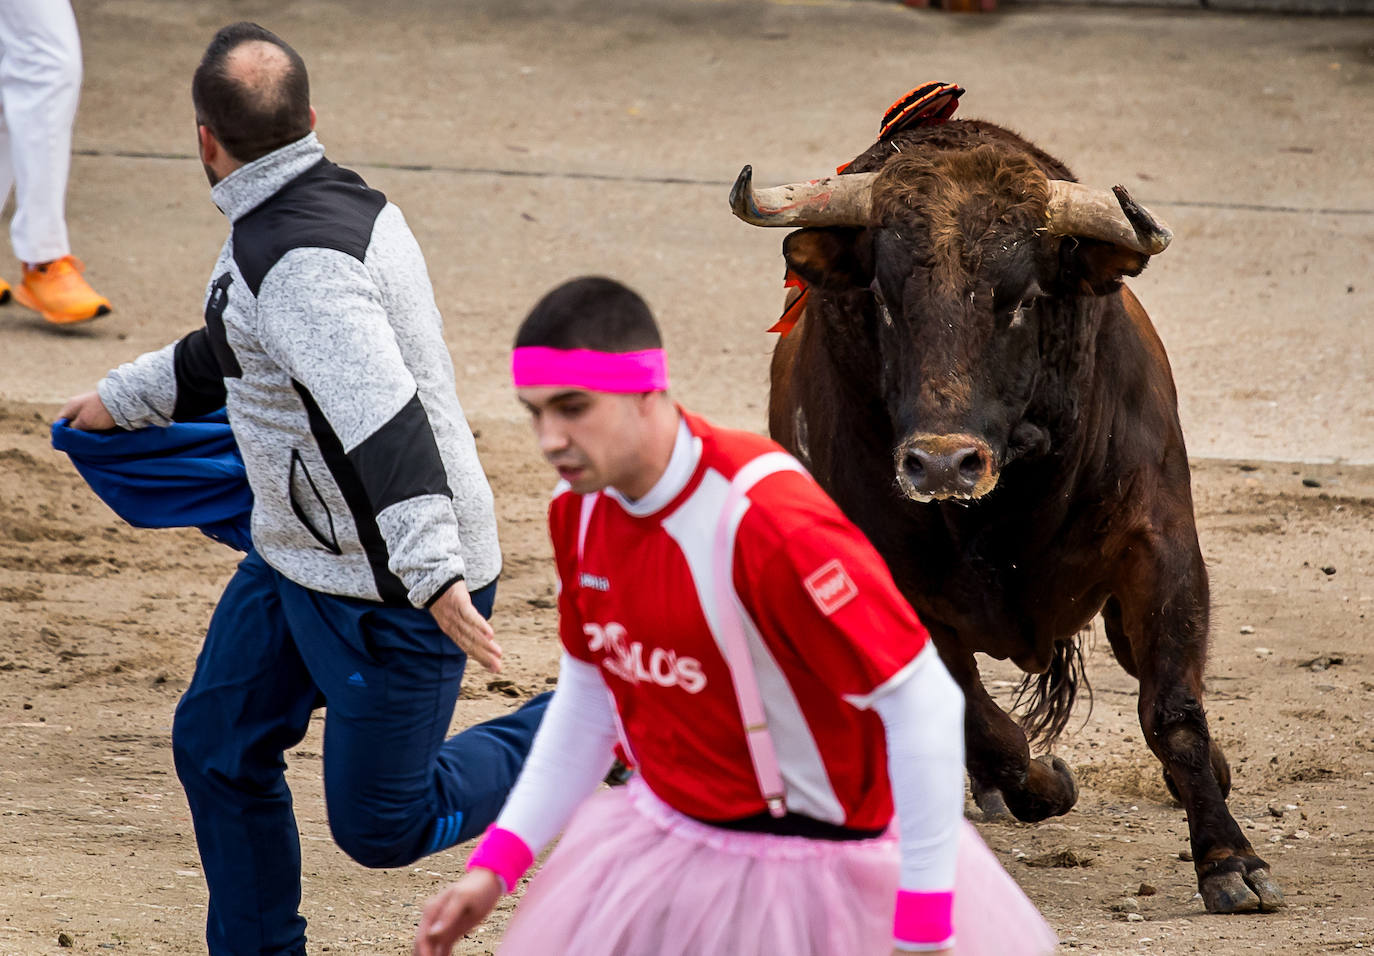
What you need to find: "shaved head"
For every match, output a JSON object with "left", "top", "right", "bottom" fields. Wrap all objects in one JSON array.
[{"left": 193, "top": 23, "right": 311, "bottom": 164}]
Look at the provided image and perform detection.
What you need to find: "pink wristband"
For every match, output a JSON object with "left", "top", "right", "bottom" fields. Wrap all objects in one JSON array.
[
  {"left": 893, "top": 889, "right": 954, "bottom": 947},
  {"left": 465, "top": 827, "right": 534, "bottom": 894}
]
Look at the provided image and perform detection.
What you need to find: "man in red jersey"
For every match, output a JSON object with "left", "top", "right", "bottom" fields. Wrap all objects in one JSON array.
[{"left": 415, "top": 277, "right": 1055, "bottom": 956}]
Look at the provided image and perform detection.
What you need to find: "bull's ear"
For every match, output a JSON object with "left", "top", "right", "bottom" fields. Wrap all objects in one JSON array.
[
  {"left": 783, "top": 227, "right": 871, "bottom": 290},
  {"left": 1056, "top": 237, "right": 1150, "bottom": 296}
]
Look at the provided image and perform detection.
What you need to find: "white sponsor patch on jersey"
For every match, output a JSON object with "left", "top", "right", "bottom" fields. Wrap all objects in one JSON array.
[
  {"left": 804, "top": 559, "right": 858, "bottom": 616},
  {"left": 579, "top": 572, "right": 610, "bottom": 592}
]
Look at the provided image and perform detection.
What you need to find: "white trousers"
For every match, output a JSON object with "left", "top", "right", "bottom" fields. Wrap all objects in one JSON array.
[{"left": 0, "top": 0, "right": 81, "bottom": 264}]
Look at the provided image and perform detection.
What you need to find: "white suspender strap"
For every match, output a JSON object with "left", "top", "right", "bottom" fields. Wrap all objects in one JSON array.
[{"left": 710, "top": 452, "right": 809, "bottom": 818}]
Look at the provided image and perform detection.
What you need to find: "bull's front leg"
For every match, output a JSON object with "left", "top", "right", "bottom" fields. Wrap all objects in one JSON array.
[
  {"left": 1111, "top": 535, "right": 1284, "bottom": 913},
  {"left": 931, "top": 629, "right": 1079, "bottom": 823}
]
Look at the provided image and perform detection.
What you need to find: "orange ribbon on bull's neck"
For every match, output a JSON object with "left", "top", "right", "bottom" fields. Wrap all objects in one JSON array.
[{"left": 769, "top": 269, "right": 810, "bottom": 337}]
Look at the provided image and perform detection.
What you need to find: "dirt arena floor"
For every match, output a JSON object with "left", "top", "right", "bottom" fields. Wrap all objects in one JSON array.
[{"left": 1, "top": 1, "right": 1371, "bottom": 954}]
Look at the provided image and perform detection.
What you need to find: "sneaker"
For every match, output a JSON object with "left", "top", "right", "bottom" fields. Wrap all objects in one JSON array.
[
  {"left": 0, "top": 276, "right": 10, "bottom": 304},
  {"left": 14, "top": 256, "right": 112, "bottom": 325}
]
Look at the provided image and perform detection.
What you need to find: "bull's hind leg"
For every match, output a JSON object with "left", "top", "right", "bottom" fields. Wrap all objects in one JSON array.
[
  {"left": 1111, "top": 543, "right": 1284, "bottom": 913},
  {"left": 935, "top": 635, "right": 1078, "bottom": 823}
]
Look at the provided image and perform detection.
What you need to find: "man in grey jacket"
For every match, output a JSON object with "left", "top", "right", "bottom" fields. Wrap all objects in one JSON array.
[{"left": 59, "top": 22, "right": 547, "bottom": 955}]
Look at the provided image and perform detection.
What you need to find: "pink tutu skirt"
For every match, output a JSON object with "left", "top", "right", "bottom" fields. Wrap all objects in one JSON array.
[{"left": 498, "top": 779, "right": 1057, "bottom": 955}]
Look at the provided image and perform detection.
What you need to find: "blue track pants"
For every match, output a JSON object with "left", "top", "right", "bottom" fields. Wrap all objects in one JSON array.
[{"left": 171, "top": 550, "right": 548, "bottom": 955}]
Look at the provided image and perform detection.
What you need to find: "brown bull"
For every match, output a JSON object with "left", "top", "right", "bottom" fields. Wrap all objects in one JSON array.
[{"left": 731, "top": 118, "right": 1283, "bottom": 913}]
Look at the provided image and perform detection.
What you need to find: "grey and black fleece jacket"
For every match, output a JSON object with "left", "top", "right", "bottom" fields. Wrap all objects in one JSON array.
[{"left": 98, "top": 133, "right": 500, "bottom": 607}]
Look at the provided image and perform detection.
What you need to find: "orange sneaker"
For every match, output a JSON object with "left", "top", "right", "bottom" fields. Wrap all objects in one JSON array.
[
  {"left": 0, "top": 276, "right": 10, "bottom": 304},
  {"left": 14, "top": 256, "right": 112, "bottom": 325}
]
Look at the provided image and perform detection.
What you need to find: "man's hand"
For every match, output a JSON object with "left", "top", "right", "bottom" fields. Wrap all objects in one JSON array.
[
  {"left": 430, "top": 583, "right": 503, "bottom": 672},
  {"left": 58, "top": 391, "right": 116, "bottom": 431},
  {"left": 414, "top": 869, "right": 502, "bottom": 956}
]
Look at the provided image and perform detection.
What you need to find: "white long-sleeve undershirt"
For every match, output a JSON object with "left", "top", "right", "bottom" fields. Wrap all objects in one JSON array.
[
  {"left": 871, "top": 643, "right": 966, "bottom": 894},
  {"left": 492, "top": 652, "right": 619, "bottom": 853}
]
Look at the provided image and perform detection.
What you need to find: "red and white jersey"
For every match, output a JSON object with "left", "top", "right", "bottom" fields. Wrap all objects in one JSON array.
[{"left": 550, "top": 411, "right": 931, "bottom": 830}]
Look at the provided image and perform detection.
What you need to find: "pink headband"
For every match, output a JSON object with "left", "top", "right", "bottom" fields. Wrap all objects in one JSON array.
[{"left": 510, "top": 347, "right": 670, "bottom": 393}]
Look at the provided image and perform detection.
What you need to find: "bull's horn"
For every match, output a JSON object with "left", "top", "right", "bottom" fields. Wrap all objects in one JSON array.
[
  {"left": 1046, "top": 181, "right": 1173, "bottom": 255},
  {"left": 729, "top": 165, "right": 878, "bottom": 227}
]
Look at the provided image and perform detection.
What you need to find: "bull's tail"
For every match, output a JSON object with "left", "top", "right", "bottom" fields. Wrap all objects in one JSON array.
[{"left": 1011, "top": 631, "right": 1093, "bottom": 749}]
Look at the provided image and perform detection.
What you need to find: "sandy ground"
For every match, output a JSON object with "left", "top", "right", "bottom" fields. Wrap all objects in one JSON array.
[
  {"left": 0, "top": 1, "right": 1371, "bottom": 954},
  {"left": 2, "top": 407, "right": 1372, "bottom": 955}
]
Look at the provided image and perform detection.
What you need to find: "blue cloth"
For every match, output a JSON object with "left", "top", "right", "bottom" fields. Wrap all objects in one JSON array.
[
  {"left": 171, "top": 550, "right": 549, "bottom": 956},
  {"left": 50, "top": 410, "right": 254, "bottom": 552}
]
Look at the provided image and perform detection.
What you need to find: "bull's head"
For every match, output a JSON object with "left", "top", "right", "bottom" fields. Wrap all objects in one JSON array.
[{"left": 731, "top": 146, "right": 1171, "bottom": 503}]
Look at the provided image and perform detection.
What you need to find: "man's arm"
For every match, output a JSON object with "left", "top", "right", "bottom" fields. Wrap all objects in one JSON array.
[
  {"left": 90, "top": 329, "right": 228, "bottom": 431},
  {"left": 749, "top": 556, "right": 965, "bottom": 952},
  {"left": 870, "top": 646, "right": 965, "bottom": 953},
  {"left": 255, "top": 246, "right": 467, "bottom": 609}
]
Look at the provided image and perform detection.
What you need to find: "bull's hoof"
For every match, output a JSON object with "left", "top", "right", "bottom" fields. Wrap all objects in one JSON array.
[
  {"left": 1201, "top": 867, "right": 1285, "bottom": 914},
  {"left": 1004, "top": 754, "right": 1079, "bottom": 822},
  {"left": 1201, "top": 870, "right": 1260, "bottom": 913},
  {"left": 1247, "top": 868, "right": 1285, "bottom": 912},
  {"left": 1038, "top": 754, "right": 1080, "bottom": 806}
]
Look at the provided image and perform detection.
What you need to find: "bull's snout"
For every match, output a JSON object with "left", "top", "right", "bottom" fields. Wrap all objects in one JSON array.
[
  {"left": 903, "top": 445, "right": 986, "bottom": 492},
  {"left": 896, "top": 434, "right": 998, "bottom": 501}
]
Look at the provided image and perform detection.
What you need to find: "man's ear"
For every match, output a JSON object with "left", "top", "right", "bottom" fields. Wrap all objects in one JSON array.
[
  {"left": 197, "top": 124, "right": 217, "bottom": 163},
  {"left": 782, "top": 227, "right": 871, "bottom": 290},
  {"left": 1055, "top": 237, "right": 1150, "bottom": 296},
  {"left": 309, "top": 106, "right": 317, "bottom": 130}
]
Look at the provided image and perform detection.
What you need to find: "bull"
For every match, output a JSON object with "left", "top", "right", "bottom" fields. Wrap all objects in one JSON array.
[{"left": 730, "top": 117, "right": 1283, "bottom": 913}]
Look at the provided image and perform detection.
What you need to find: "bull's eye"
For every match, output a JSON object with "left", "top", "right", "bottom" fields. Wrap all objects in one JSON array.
[{"left": 1004, "top": 281, "right": 1044, "bottom": 330}]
